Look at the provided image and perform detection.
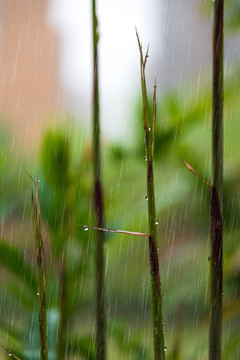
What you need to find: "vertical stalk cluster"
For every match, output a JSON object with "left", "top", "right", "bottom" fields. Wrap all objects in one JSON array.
[
  {"left": 136, "top": 31, "right": 165, "bottom": 360},
  {"left": 41, "top": 130, "right": 70, "bottom": 360},
  {"left": 30, "top": 175, "right": 48, "bottom": 360},
  {"left": 210, "top": 0, "right": 224, "bottom": 359},
  {"left": 91, "top": 1, "right": 106, "bottom": 359}
]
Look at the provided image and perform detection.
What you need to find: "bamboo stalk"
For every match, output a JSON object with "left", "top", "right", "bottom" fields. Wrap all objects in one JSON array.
[
  {"left": 30, "top": 175, "right": 48, "bottom": 360},
  {"left": 91, "top": 1, "right": 106, "bottom": 359},
  {"left": 210, "top": 0, "right": 224, "bottom": 359},
  {"left": 136, "top": 31, "right": 165, "bottom": 360}
]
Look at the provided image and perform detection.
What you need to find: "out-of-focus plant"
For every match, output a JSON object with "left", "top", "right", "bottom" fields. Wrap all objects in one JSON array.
[
  {"left": 41, "top": 130, "right": 70, "bottom": 360},
  {"left": 223, "top": 0, "right": 240, "bottom": 31},
  {"left": 40, "top": 128, "right": 95, "bottom": 360}
]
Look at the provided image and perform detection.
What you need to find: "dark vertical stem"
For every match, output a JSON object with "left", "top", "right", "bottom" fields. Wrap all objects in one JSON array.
[
  {"left": 91, "top": 1, "right": 106, "bottom": 359},
  {"left": 210, "top": 0, "right": 224, "bottom": 359},
  {"left": 30, "top": 177, "right": 48, "bottom": 360},
  {"left": 146, "top": 120, "right": 165, "bottom": 360}
]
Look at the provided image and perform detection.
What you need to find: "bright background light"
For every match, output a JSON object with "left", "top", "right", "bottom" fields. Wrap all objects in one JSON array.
[{"left": 49, "top": 0, "right": 164, "bottom": 142}]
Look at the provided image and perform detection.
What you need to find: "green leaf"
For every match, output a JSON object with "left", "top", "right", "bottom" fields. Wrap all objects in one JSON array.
[
  {"left": 0, "top": 317, "right": 24, "bottom": 343},
  {"left": 110, "top": 319, "right": 149, "bottom": 359},
  {"left": 67, "top": 336, "right": 95, "bottom": 360},
  {"left": 41, "top": 130, "right": 70, "bottom": 190},
  {"left": 0, "top": 240, "right": 37, "bottom": 292}
]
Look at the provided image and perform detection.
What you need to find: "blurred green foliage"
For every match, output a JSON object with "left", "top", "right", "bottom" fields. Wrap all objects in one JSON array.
[
  {"left": 1, "top": 66, "right": 240, "bottom": 357},
  {"left": 202, "top": 0, "right": 240, "bottom": 32},
  {"left": 1, "top": 18, "right": 240, "bottom": 360},
  {"left": 225, "top": 0, "right": 240, "bottom": 31}
]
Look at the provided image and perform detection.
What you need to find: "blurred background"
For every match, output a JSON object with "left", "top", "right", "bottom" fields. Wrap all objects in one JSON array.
[{"left": 0, "top": 0, "right": 240, "bottom": 359}]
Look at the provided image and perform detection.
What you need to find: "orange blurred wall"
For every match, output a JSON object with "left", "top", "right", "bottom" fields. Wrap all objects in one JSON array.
[{"left": 0, "top": 0, "right": 62, "bottom": 151}]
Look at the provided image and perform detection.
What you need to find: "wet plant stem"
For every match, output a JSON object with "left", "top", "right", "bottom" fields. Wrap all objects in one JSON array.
[
  {"left": 136, "top": 32, "right": 165, "bottom": 360},
  {"left": 30, "top": 176, "right": 48, "bottom": 360},
  {"left": 209, "top": 0, "right": 224, "bottom": 359},
  {"left": 91, "top": 1, "right": 106, "bottom": 359}
]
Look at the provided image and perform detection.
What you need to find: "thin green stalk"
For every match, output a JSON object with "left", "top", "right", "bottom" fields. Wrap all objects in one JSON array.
[
  {"left": 136, "top": 31, "right": 165, "bottom": 360},
  {"left": 30, "top": 175, "right": 48, "bottom": 360},
  {"left": 210, "top": 0, "right": 224, "bottom": 359},
  {"left": 91, "top": 1, "right": 106, "bottom": 359}
]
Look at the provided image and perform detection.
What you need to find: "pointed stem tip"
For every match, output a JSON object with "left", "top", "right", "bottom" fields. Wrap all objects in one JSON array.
[{"left": 181, "top": 159, "right": 212, "bottom": 187}]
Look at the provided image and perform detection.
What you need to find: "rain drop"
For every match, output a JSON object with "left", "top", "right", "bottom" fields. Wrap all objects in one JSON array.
[
  {"left": 144, "top": 155, "right": 147, "bottom": 161},
  {"left": 164, "top": 346, "right": 167, "bottom": 352},
  {"left": 37, "top": 291, "right": 39, "bottom": 296},
  {"left": 8, "top": 354, "right": 11, "bottom": 357},
  {"left": 155, "top": 219, "right": 159, "bottom": 225},
  {"left": 84, "top": 226, "right": 89, "bottom": 231},
  {"left": 145, "top": 195, "right": 148, "bottom": 200}
]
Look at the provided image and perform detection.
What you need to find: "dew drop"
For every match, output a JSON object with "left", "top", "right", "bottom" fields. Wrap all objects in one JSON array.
[
  {"left": 155, "top": 219, "right": 159, "bottom": 225},
  {"left": 148, "top": 127, "right": 151, "bottom": 131},
  {"left": 8, "top": 354, "right": 12, "bottom": 357},
  {"left": 145, "top": 196, "right": 148, "bottom": 200},
  {"left": 84, "top": 226, "right": 89, "bottom": 231},
  {"left": 164, "top": 347, "right": 167, "bottom": 352},
  {"left": 144, "top": 155, "right": 147, "bottom": 161},
  {"left": 37, "top": 291, "right": 39, "bottom": 296}
]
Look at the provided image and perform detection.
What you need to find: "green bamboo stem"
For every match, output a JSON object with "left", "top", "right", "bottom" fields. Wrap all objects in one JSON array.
[
  {"left": 30, "top": 175, "right": 48, "bottom": 360},
  {"left": 91, "top": 1, "right": 106, "bottom": 359},
  {"left": 136, "top": 32, "right": 165, "bottom": 360},
  {"left": 209, "top": 0, "right": 224, "bottom": 359}
]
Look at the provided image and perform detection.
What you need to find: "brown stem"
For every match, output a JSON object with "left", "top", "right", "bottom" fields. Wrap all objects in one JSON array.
[
  {"left": 209, "top": 0, "right": 224, "bottom": 359},
  {"left": 91, "top": 1, "right": 106, "bottom": 358}
]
